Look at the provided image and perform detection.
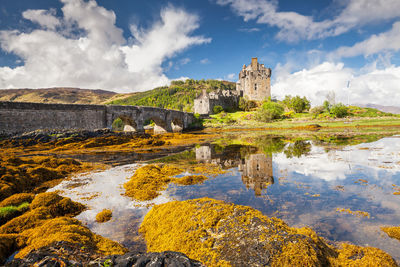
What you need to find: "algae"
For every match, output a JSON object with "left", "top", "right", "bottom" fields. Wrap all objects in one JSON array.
[
  {"left": 16, "top": 217, "right": 127, "bottom": 258},
  {"left": 96, "top": 209, "right": 112, "bottom": 223},
  {"left": 140, "top": 198, "right": 396, "bottom": 266},
  {"left": 381, "top": 226, "right": 400, "bottom": 242},
  {"left": 0, "top": 156, "right": 96, "bottom": 201},
  {"left": 0, "top": 193, "right": 34, "bottom": 208},
  {"left": 124, "top": 164, "right": 212, "bottom": 201}
]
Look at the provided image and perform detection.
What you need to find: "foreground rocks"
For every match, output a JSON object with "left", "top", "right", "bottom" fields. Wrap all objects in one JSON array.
[
  {"left": 140, "top": 198, "right": 398, "bottom": 266},
  {"left": 6, "top": 241, "right": 204, "bottom": 267}
]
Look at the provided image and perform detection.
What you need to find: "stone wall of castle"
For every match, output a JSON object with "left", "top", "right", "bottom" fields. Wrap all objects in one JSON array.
[
  {"left": 237, "top": 58, "right": 271, "bottom": 101},
  {"left": 194, "top": 89, "right": 239, "bottom": 115}
]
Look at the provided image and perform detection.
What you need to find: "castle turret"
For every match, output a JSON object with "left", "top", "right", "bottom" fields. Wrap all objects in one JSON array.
[{"left": 237, "top": 57, "right": 271, "bottom": 101}]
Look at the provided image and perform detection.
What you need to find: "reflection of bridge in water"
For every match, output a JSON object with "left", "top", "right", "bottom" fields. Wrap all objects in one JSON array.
[{"left": 196, "top": 144, "right": 274, "bottom": 196}]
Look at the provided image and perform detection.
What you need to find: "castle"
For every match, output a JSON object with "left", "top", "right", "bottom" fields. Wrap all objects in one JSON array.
[{"left": 194, "top": 57, "right": 271, "bottom": 115}]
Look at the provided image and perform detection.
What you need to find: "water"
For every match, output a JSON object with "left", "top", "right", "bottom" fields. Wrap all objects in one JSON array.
[{"left": 50, "top": 133, "right": 400, "bottom": 261}]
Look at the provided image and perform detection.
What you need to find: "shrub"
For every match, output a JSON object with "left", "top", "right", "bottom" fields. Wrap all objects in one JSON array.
[
  {"left": 323, "top": 100, "right": 331, "bottom": 112},
  {"left": 309, "top": 106, "right": 324, "bottom": 115},
  {"left": 255, "top": 101, "right": 284, "bottom": 122},
  {"left": 213, "top": 105, "right": 224, "bottom": 114},
  {"left": 283, "top": 111, "right": 294, "bottom": 118},
  {"left": 239, "top": 97, "right": 258, "bottom": 111},
  {"left": 111, "top": 118, "right": 124, "bottom": 131},
  {"left": 330, "top": 103, "right": 348, "bottom": 118},
  {"left": 282, "top": 95, "right": 311, "bottom": 113}
]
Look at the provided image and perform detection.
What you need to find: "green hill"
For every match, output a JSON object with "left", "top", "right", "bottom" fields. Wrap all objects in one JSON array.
[{"left": 107, "top": 79, "right": 236, "bottom": 112}]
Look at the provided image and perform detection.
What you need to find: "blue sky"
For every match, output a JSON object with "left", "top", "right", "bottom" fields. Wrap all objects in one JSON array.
[{"left": 1, "top": 0, "right": 400, "bottom": 106}]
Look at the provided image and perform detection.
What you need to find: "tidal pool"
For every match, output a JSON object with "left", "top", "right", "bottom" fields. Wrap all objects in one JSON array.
[{"left": 50, "top": 133, "right": 400, "bottom": 262}]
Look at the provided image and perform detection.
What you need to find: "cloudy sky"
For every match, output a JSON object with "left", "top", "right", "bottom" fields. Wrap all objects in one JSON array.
[{"left": 1, "top": 0, "right": 400, "bottom": 106}]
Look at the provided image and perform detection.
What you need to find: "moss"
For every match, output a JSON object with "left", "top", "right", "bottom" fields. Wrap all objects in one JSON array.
[
  {"left": 123, "top": 164, "right": 183, "bottom": 201},
  {"left": 16, "top": 217, "right": 127, "bottom": 258},
  {"left": 381, "top": 226, "right": 400, "bottom": 242},
  {"left": 140, "top": 198, "right": 396, "bottom": 266},
  {"left": 96, "top": 209, "right": 112, "bottom": 223},
  {"left": 0, "top": 193, "right": 34, "bottom": 208},
  {"left": 0, "top": 202, "right": 30, "bottom": 225}
]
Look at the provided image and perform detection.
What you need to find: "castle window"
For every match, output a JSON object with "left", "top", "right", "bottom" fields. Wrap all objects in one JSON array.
[
  {"left": 254, "top": 83, "right": 257, "bottom": 91},
  {"left": 200, "top": 101, "right": 202, "bottom": 104}
]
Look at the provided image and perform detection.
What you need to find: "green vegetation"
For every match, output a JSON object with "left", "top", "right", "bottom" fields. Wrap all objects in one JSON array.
[
  {"left": 212, "top": 105, "right": 224, "bottom": 114},
  {"left": 107, "top": 79, "right": 235, "bottom": 112},
  {"left": 282, "top": 95, "right": 311, "bottom": 113},
  {"left": 111, "top": 118, "right": 124, "bottom": 131},
  {"left": 255, "top": 101, "right": 285, "bottom": 122},
  {"left": 239, "top": 97, "right": 258, "bottom": 111},
  {"left": 330, "top": 103, "right": 348, "bottom": 118}
]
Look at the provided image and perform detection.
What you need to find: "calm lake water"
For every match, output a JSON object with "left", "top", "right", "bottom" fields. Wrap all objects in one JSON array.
[{"left": 50, "top": 132, "right": 400, "bottom": 261}]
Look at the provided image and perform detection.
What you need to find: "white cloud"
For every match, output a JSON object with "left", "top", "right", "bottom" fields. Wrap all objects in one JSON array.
[
  {"left": 0, "top": 0, "right": 210, "bottom": 92},
  {"left": 272, "top": 61, "right": 400, "bottom": 106},
  {"left": 238, "top": 27, "right": 260, "bottom": 33},
  {"left": 180, "top": 58, "right": 191, "bottom": 65},
  {"left": 216, "top": 0, "right": 400, "bottom": 42},
  {"left": 22, "top": 9, "right": 61, "bottom": 30},
  {"left": 333, "top": 22, "right": 400, "bottom": 58},
  {"left": 200, "top": 58, "right": 210, "bottom": 64}
]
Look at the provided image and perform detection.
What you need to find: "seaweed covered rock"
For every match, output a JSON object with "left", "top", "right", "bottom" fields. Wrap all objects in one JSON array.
[
  {"left": 0, "top": 192, "right": 102, "bottom": 264},
  {"left": 96, "top": 209, "right": 113, "bottom": 223},
  {"left": 124, "top": 164, "right": 209, "bottom": 201},
  {"left": 381, "top": 226, "right": 400, "bottom": 242},
  {"left": 0, "top": 202, "right": 30, "bottom": 225},
  {"left": 123, "top": 164, "right": 183, "bottom": 201},
  {"left": 16, "top": 217, "right": 127, "bottom": 258},
  {"left": 7, "top": 241, "right": 203, "bottom": 267},
  {"left": 140, "top": 198, "right": 398, "bottom": 267},
  {"left": 0, "top": 193, "right": 34, "bottom": 208},
  {"left": 0, "top": 156, "right": 93, "bottom": 201}
]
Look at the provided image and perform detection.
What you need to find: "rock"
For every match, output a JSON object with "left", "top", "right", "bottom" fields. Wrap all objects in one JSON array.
[
  {"left": 6, "top": 241, "right": 204, "bottom": 267},
  {"left": 139, "top": 198, "right": 398, "bottom": 266}
]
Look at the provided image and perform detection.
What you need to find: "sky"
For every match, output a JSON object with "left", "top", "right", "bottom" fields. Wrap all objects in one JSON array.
[{"left": 0, "top": 0, "right": 400, "bottom": 106}]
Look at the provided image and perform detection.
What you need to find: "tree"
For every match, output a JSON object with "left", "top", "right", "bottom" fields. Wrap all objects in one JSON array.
[
  {"left": 323, "top": 100, "right": 331, "bottom": 112},
  {"left": 255, "top": 101, "right": 284, "bottom": 122},
  {"left": 282, "top": 95, "right": 310, "bottom": 113},
  {"left": 330, "top": 103, "right": 348, "bottom": 118}
]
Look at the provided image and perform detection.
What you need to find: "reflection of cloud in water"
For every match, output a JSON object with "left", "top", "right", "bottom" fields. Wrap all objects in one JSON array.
[
  {"left": 274, "top": 137, "right": 400, "bottom": 181},
  {"left": 48, "top": 163, "right": 174, "bottom": 250}
]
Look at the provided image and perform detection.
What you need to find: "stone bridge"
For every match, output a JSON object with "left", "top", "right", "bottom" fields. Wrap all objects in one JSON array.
[{"left": 0, "top": 102, "right": 195, "bottom": 136}]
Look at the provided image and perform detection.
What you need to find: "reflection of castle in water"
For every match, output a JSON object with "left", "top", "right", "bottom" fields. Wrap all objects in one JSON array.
[
  {"left": 239, "top": 154, "right": 274, "bottom": 196},
  {"left": 196, "top": 145, "right": 274, "bottom": 196}
]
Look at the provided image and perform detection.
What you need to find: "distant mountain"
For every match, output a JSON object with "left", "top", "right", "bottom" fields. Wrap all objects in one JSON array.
[
  {"left": 356, "top": 103, "right": 400, "bottom": 114},
  {"left": 0, "top": 87, "right": 117, "bottom": 104}
]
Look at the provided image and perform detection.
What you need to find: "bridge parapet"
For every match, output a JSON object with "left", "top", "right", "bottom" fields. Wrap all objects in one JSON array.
[{"left": 0, "top": 102, "right": 195, "bottom": 136}]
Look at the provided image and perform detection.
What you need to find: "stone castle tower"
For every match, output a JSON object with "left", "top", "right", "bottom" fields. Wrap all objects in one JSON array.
[
  {"left": 194, "top": 57, "right": 271, "bottom": 115},
  {"left": 236, "top": 57, "right": 271, "bottom": 101}
]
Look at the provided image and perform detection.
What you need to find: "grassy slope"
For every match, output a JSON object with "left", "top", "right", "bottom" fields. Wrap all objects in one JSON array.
[
  {"left": 205, "top": 106, "right": 400, "bottom": 130},
  {"left": 106, "top": 79, "right": 236, "bottom": 112}
]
